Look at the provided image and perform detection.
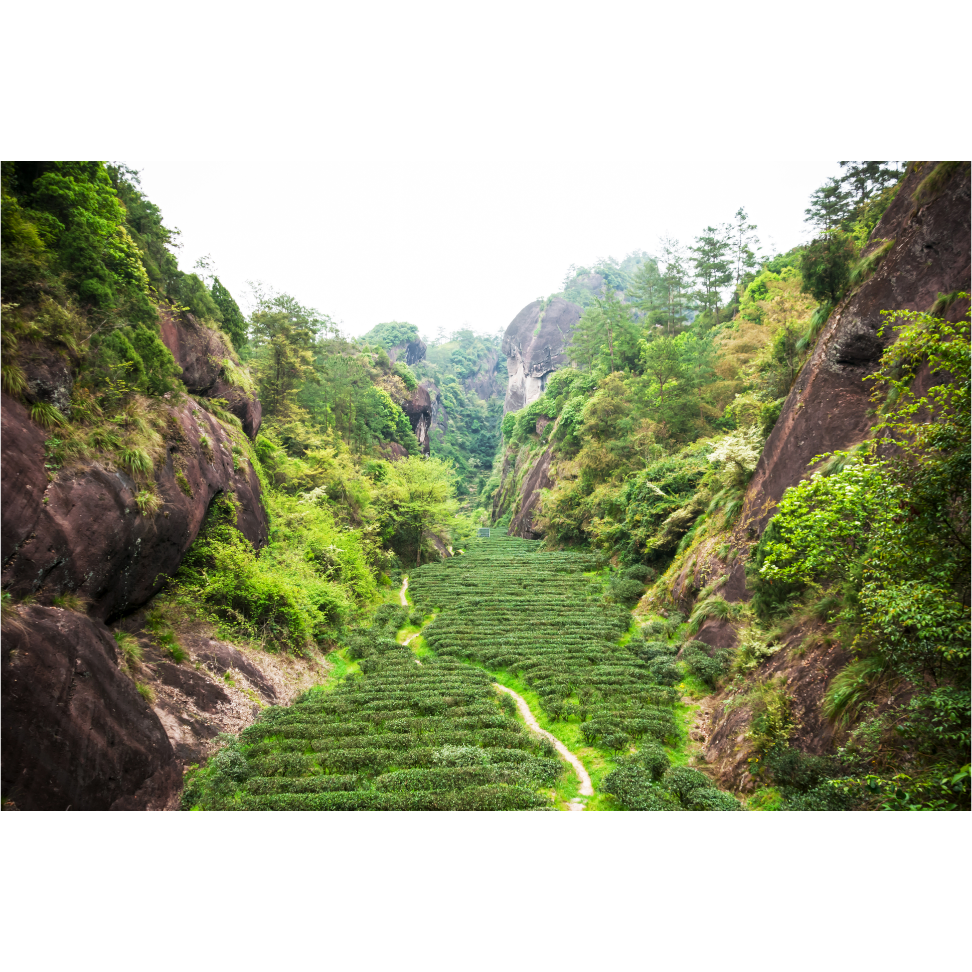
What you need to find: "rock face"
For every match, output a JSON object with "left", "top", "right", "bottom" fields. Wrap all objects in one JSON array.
[
  {"left": 0, "top": 302, "right": 274, "bottom": 811},
  {"left": 1, "top": 391, "right": 268, "bottom": 623},
  {"left": 20, "top": 344, "right": 75, "bottom": 415},
  {"left": 491, "top": 440, "right": 556, "bottom": 540},
  {"left": 507, "top": 446, "right": 555, "bottom": 539},
  {"left": 739, "top": 162, "right": 971, "bottom": 535},
  {"left": 1, "top": 605, "right": 181, "bottom": 810},
  {"left": 502, "top": 297, "right": 582, "bottom": 413},
  {"left": 669, "top": 163, "right": 971, "bottom": 794},
  {"left": 464, "top": 347, "right": 506, "bottom": 401},
  {"left": 387, "top": 336, "right": 427, "bottom": 367},
  {"left": 159, "top": 308, "right": 262, "bottom": 438},
  {"left": 401, "top": 384, "right": 433, "bottom": 454}
]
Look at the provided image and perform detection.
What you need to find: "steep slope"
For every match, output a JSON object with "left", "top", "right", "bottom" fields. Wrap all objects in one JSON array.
[
  {"left": 659, "top": 162, "right": 971, "bottom": 796},
  {"left": 740, "top": 161, "right": 970, "bottom": 534},
  {"left": 1, "top": 307, "right": 268, "bottom": 810}
]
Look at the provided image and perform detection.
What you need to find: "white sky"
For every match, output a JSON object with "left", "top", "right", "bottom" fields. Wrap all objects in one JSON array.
[{"left": 127, "top": 159, "right": 843, "bottom": 343}]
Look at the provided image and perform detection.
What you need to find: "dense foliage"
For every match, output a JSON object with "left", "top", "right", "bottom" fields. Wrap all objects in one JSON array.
[{"left": 752, "top": 300, "right": 970, "bottom": 809}]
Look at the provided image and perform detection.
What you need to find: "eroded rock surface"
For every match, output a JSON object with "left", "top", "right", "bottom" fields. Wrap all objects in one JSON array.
[
  {"left": 739, "top": 162, "right": 971, "bottom": 534},
  {"left": 159, "top": 308, "right": 262, "bottom": 438},
  {"left": 1, "top": 393, "right": 268, "bottom": 622},
  {"left": 1, "top": 606, "right": 181, "bottom": 810},
  {"left": 502, "top": 297, "right": 582, "bottom": 413},
  {"left": 387, "top": 336, "right": 427, "bottom": 367},
  {"left": 507, "top": 445, "right": 555, "bottom": 539}
]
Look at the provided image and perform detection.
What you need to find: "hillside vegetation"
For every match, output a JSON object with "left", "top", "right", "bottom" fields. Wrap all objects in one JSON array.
[{"left": 2, "top": 159, "right": 967, "bottom": 812}]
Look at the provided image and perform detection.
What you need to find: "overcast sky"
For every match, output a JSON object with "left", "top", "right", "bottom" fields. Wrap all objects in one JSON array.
[{"left": 128, "top": 159, "right": 843, "bottom": 343}]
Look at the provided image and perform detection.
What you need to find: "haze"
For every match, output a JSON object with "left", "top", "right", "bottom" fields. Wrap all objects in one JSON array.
[{"left": 127, "top": 159, "right": 842, "bottom": 342}]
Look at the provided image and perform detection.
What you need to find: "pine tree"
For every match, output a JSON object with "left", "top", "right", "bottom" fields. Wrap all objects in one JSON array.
[
  {"left": 805, "top": 176, "right": 853, "bottom": 229},
  {"left": 690, "top": 226, "right": 733, "bottom": 325},
  {"left": 658, "top": 237, "right": 690, "bottom": 336},
  {"left": 729, "top": 207, "right": 760, "bottom": 287},
  {"left": 838, "top": 161, "right": 904, "bottom": 210},
  {"left": 626, "top": 257, "right": 666, "bottom": 333}
]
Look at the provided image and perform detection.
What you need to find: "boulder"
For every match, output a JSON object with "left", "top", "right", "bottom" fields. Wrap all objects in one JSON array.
[
  {"left": 1, "top": 393, "right": 268, "bottom": 623},
  {"left": 1, "top": 605, "right": 181, "bottom": 810},
  {"left": 502, "top": 297, "right": 582, "bottom": 413}
]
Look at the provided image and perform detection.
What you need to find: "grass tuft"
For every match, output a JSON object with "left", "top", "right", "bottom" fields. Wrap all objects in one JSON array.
[
  {"left": 114, "top": 630, "right": 143, "bottom": 667},
  {"left": 52, "top": 591, "right": 88, "bottom": 613},
  {"left": 30, "top": 402, "right": 65, "bottom": 428}
]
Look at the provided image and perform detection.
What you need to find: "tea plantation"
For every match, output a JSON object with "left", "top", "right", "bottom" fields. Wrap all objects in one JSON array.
[
  {"left": 412, "top": 536, "right": 679, "bottom": 750},
  {"left": 185, "top": 536, "right": 740, "bottom": 810},
  {"left": 411, "top": 535, "right": 741, "bottom": 810},
  {"left": 182, "top": 603, "right": 562, "bottom": 810}
]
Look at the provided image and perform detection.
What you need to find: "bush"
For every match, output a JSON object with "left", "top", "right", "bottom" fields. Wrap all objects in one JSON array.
[
  {"left": 646, "top": 657, "right": 681, "bottom": 686},
  {"left": 602, "top": 764, "right": 677, "bottom": 810},
  {"left": 681, "top": 640, "right": 729, "bottom": 688},
  {"left": 608, "top": 576, "right": 646, "bottom": 605},
  {"left": 637, "top": 640, "right": 678, "bottom": 662}
]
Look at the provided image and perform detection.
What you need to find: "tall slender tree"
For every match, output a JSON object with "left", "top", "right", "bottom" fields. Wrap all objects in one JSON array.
[
  {"left": 729, "top": 207, "right": 761, "bottom": 287},
  {"left": 658, "top": 237, "right": 690, "bottom": 335},
  {"left": 690, "top": 226, "right": 733, "bottom": 325},
  {"left": 626, "top": 256, "right": 666, "bottom": 333}
]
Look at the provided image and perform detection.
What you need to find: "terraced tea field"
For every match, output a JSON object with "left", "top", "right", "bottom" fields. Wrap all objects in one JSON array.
[
  {"left": 412, "top": 536, "right": 680, "bottom": 751},
  {"left": 182, "top": 604, "right": 562, "bottom": 810},
  {"left": 185, "top": 537, "right": 741, "bottom": 810}
]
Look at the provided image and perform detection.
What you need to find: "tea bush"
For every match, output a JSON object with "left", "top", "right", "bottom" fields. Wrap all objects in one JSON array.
[{"left": 184, "top": 607, "right": 560, "bottom": 810}]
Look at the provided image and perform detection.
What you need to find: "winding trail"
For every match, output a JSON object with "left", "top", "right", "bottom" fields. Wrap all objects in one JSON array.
[
  {"left": 495, "top": 684, "right": 593, "bottom": 811},
  {"left": 397, "top": 573, "right": 590, "bottom": 809}
]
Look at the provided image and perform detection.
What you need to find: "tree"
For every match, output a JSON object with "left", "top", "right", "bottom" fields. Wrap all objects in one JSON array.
[
  {"left": 729, "top": 207, "right": 761, "bottom": 287},
  {"left": 800, "top": 231, "right": 856, "bottom": 304},
  {"left": 569, "top": 287, "right": 639, "bottom": 373},
  {"left": 639, "top": 335, "right": 683, "bottom": 401},
  {"left": 375, "top": 456, "right": 459, "bottom": 566},
  {"left": 690, "top": 225, "right": 733, "bottom": 324},
  {"left": 626, "top": 257, "right": 666, "bottom": 331},
  {"left": 658, "top": 237, "right": 691, "bottom": 335},
  {"left": 838, "top": 161, "right": 905, "bottom": 211},
  {"left": 805, "top": 176, "right": 852, "bottom": 230},
  {"left": 250, "top": 309, "right": 316, "bottom": 416},
  {"left": 211, "top": 277, "right": 247, "bottom": 350}
]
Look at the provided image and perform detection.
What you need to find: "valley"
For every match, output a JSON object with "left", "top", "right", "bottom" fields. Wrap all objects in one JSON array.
[{"left": 2, "top": 160, "right": 968, "bottom": 812}]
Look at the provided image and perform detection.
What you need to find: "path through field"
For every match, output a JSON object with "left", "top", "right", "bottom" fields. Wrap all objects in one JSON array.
[
  {"left": 409, "top": 535, "right": 677, "bottom": 811},
  {"left": 399, "top": 575, "right": 409, "bottom": 606},
  {"left": 495, "top": 684, "right": 592, "bottom": 810}
]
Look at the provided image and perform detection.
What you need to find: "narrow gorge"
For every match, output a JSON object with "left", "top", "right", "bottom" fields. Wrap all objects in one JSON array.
[{"left": 2, "top": 160, "right": 968, "bottom": 812}]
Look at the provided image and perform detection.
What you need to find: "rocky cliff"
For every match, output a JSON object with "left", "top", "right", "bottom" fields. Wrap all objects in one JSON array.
[
  {"left": 159, "top": 308, "right": 263, "bottom": 438},
  {"left": 739, "top": 162, "right": 970, "bottom": 535},
  {"left": 387, "top": 335, "right": 427, "bottom": 367},
  {"left": 502, "top": 296, "right": 582, "bottom": 413},
  {"left": 1, "top": 308, "right": 269, "bottom": 810},
  {"left": 668, "top": 161, "right": 971, "bottom": 792}
]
